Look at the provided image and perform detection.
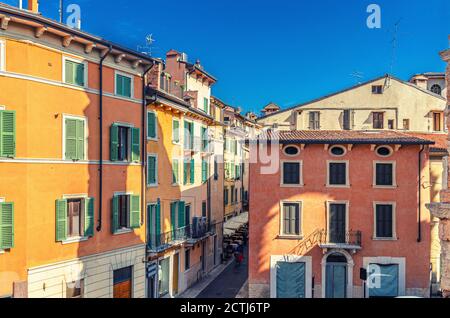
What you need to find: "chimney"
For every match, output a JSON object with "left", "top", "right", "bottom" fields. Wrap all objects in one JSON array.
[
  {"left": 411, "top": 74, "right": 428, "bottom": 90},
  {"left": 28, "top": 0, "right": 39, "bottom": 13}
]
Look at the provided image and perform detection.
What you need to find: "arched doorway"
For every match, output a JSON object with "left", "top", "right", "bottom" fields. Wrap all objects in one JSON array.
[{"left": 325, "top": 252, "right": 349, "bottom": 298}]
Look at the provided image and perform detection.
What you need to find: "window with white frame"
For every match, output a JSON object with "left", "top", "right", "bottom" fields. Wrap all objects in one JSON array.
[
  {"left": 327, "top": 161, "right": 349, "bottom": 186},
  {"left": 374, "top": 203, "right": 395, "bottom": 239},
  {"left": 172, "top": 118, "right": 180, "bottom": 143},
  {"left": 280, "top": 202, "right": 302, "bottom": 237},
  {"left": 63, "top": 57, "right": 87, "bottom": 87},
  {"left": 63, "top": 115, "right": 87, "bottom": 161},
  {"left": 281, "top": 161, "right": 302, "bottom": 186},
  {"left": 374, "top": 162, "right": 395, "bottom": 187},
  {"left": 115, "top": 71, "right": 133, "bottom": 98},
  {"left": 147, "top": 154, "right": 158, "bottom": 186},
  {"left": 0, "top": 40, "right": 5, "bottom": 71}
]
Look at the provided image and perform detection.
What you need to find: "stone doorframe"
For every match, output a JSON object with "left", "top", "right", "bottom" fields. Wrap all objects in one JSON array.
[{"left": 321, "top": 249, "right": 354, "bottom": 298}]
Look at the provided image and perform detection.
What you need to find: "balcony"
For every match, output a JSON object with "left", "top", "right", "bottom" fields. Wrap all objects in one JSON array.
[
  {"left": 318, "top": 230, "right": 362, "bottom": 253},
  {"left": 147, "top": 221, "right": 221, "bottom": 253}
]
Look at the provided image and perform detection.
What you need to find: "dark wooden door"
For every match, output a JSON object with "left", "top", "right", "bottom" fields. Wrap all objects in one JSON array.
[{"left": 113, "top": 280, "right": 131, "bottom": 298}]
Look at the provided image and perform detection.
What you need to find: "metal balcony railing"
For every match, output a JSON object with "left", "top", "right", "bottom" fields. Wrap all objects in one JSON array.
[{"left": 319, "top": 229, "right": 362, "bottom": 247}]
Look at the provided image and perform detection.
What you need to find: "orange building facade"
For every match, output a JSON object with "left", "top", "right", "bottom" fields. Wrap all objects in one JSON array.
[
  {"left": 0, "top": 3, "right": 156, "bottom": 298},
  {"left": 248, "top": 130, "right": 434, "bottom": 298}
]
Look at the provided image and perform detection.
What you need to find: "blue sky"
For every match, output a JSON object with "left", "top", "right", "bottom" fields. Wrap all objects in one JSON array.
[{"left": 4, "top": 0, "right": 450, "bottom": 114}]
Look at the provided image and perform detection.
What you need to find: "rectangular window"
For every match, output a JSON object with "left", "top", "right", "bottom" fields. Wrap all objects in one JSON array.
[
  {"left": 328, "top": 162, "right": 347, "bottom": 186},
  {"left": 184, "top": 121, "right": 194, "bottom": 150},
  {"left": 231, "top": 186, "right": 235, "bottom": 203},
  {"left": 224, "top": 188, "right": 229, "bottom": 205},
  {"left": 159, "top": 258, "right": 170, "bottom": 297},
  {"left": 147, "top": 154, "right": 158, "bottom": 186},
  {"left": 343, "top": 109, "right": 351, "bottom": 130},
  {"left": 111, "top": 194, "right": 140, "bottom": 233},
  {"left": 184, "top": 158, "right": 195, "bottom": 185},
  {"left": 388, "top": 120, "right": 394, "bottom": 130},
  {"left": 375, "top": 163, "right": 394, "bottom": 186},
  {"left": 403, "top": 119, "right": 410, "bottom": 130},
  {"left": 147, "top": 203, "right": 160, "bottom": 249},
  {"left": 235, "top": 188, "right": 238, "bottom": 203},
  {"left": 373, "top": 112, "right": 384, "bottom": 129},
  {"left": 202, "top": 201, "right": 207, "bottom": 218},
  {"left": 110, "top": 124, "right": 140, "bottom": 162},
  {"left": 0, "top": 201, "right": 14, "bottom": 249},
  {"left": 64, "top": 58, "right": 86, "bottom": 87},
  {"left": 309, "top": 112, "right": 320, "bottom": 130},
  {"left": 201, "top": 158, "right": 208, "bottom": 183},
  {"left": 147, "top": 111, "right": 157, "bottom": 139},
  {"left": 281, "top": 202, "right": 301, "bottom": 236},
  {"left": 0, "top": 110, "right": 16, "bottom": 158},
  {"left": 113, "top": 266, "right": 132, "bottom": 298},
  {"left": 203, "top": 98, "right": 209, "bottom": 114},
  {"left": 64, "top": 117, "right": 85, "bottom": 160},
  {"left": 115, "top": 72, "right": 132, "bottom": 98},
  {"left": 172, "top": 158, "right": 179, "bottom": 185},
  {"left": 375, "top": 204, "right": 394, "bottom": 239},
  {"left": 201, "top": 127, "right": 209, "bottom": 152},
  {"left": 372, "top": 85, "right": 383, "bottom": 94},
  {"left": 214, "top": 157, "right": 218, "bottom": 180},
  {"left": 0, "top": 40, "right": 5, "bottom": 71},
  {"left": 55, "top": 197, "right": 94, "bottom": 241},
  {"left": 433, "top": 112, "right": 442, "bottom": 131},
  {"left": 172, "top": 119, "right": 180, "bottom": 143},
  {"left": 282, "top": 162, "right": 301, "bottom": 185},
  {"left": 185, "top": 249, "right": 191, "bottom": 270}
]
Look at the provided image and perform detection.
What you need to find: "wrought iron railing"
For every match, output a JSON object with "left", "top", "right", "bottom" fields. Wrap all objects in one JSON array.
[
  {"left": 147, "top": 221, "right": 223, "bottom": 251},
  {"left": 319, "top": 230, "right": 362, "bottom": 247}
]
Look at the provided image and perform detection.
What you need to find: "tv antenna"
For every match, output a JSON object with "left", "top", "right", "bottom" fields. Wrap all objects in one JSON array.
[
  {"left": 389, "top": 19, "right": 402, "bottom": 75},
  {"left": 137, "top": 34, "right": 156, "bottom": 56},
  {"left": 349, "top": 71, "right": 364, "bottom": 84}
]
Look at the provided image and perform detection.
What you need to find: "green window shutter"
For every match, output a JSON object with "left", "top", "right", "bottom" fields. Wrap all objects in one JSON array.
[
  {"left": 129, "top": 195, "right": 140, "bottom": 229},
  {"left": 0, "top": 110, "right": 16, "bottom": 158},
  {"left": 204, "top": 98, "right": 208, "bottom": 113},
  {"left": 55, "top": 199, "right": 67, "bottom": 242},
  {"left": 148, "top": 112, "right": 156, "bottom": 139},
  {"left": 156, "top": 199, "right": 161, "bottom": 236},
  {"left": 131, "top": 127, "right": 140, "bottom": 162},
  {"left": 111, "top": 196, "right": 119, "bottom": 233},
  {"left": 76, "top": 119, "right": 84, "bottom": 160},
  {"left": 184, "top": 160, "right": 188, "bottom": 185},
  {"left": 148, "top": 155, "right": 156, "bottom": 185},
  {"left": 178, "top": 201, "right": 186, "bottom": 228},
  {"left": 170, "top": 202, "right": 177, "bottom": 233},
  {"left": 75, "top": 62, "right": 85, "bottom": 86},
  {"left": 110, "top": 124, "right": 119, "bottom": 161},
  {"left": 124, "top": 76, "right": 132, "bottom": 98},
  {"left": 202, "top": 159, "right": 207, "bottom": 183},
  {"left": 84, "top": 198, "right": 94, "bottom": 237},
  {"left": 0, "top": 202, "right": 14, "bottom": 249},
  {"left": 173, "top": 120, "right": 180, "bottom": 143},
  {"left": 65, "top": 60, "right": 74, "bottom": 84},
  {"left": 116, "top": 74, "right": 124, "bottom": 96},
  {"left": 172, "top": 159, "right": 179, "bottom": 184},
  {"left": 65, "top": 119, "right": 77, "bottom": 159},
  {"left": 183, "top": 121, "right": 189, "bottom": 149},
  {"left": 191, "top": 122, "right": 195, "bottom": 150},
  {"left": 190, "top": 158, "right": 195, "bottom": 184}
]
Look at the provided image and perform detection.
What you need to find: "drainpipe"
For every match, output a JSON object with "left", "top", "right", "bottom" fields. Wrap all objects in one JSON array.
[
  {"left": 417, "top": 145, "right": 425, "bottom": 242},
  {"left": 97, "top": 45, "right": 112, "bottom": 232},
  {"left": 141, "top": 62, "right": 156, "bottom": 227}
]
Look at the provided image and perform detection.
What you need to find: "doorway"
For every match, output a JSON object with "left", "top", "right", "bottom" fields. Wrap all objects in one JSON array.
[
  {"left": 325, "top": 253, "right": 347, "bottom": 298},
  {"left": 113, "top": 266, "right": 132, "bottom": 298},
  {"left": 329, "top": 203, "right": 346, "bottom": 243},
  {"left": 172, "top": 253, "right": 179, "bottom": 295}
]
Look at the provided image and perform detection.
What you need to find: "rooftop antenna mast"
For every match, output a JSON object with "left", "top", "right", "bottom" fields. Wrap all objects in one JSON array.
[
  {"left": 137, "top": 34, "right": 156, "bottom": 56},
  {"left": 386, "top": 19, "right": 402, "bottom": 88},
  {"left": 349, "top": 71, "right": 364, "bottom": 84},
  {"left": 59, "top": 0, "right": 64, "bottom": 23}
]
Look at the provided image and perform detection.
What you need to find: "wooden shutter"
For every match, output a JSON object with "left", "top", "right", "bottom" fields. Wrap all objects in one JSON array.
[
  {"left": 148, "top": 155, "right": 156, "bottom": 185},
  {"left": 110, "top": 124, "right": 119, "bottom": 161},
  {"left": 65, "top": 119, "right": 77, "bottom": 159},
  {"left": 155, "top": 199, "right": 161, "bottom": 246},
  {"left": 111, "top": 196, "right": 119, "bottom": 233},
  {"left": 376, "top": 205, "right": 393, "bottom": 238},
  {"left": 0, "top": 202, "right": 14, "bottom": 249},
  {"left": 170, "top": 202, "right": 177, "bottom": 233},
  {"left": 202, "top": 159, "right": 207, "bottom": 183},
  {"left": 84, "top": 198, "right": 94, "bottom": 237},
  {"left": 178, "top": 201, "right": 186, "bottom": 228},
  {"left": 65, "top": 60, "right": 74, "bottom": 83},
  {"left": 172, "top": 159, "right": 179, "bottom": 184},
  {"left": 75, "top": 62, "right": 85, "bottom": 86},
  {"left": 173, "top": 120, "right": 179, "bottom": 142},
  {"left": 55, "top": 199, "right": 67, "bottom": 242},
  {"left": 129, "top": 195, "right": 140, "bottom": 229},
  {"left": 0, "top": 110, "right": 16, "bottom": 157},
  {"left": 190, "top": 158, "right": 195, "bottom": 184},
  {"left": 123, "top": 76, "right": 131, "bottom": 97},
  {"left": 376, "top": 163, "right": 393, "bottom": 186},
  {"left": 76, "top": 119, "right": 84, "bottom": 160},
  {"left": 116, "top": 74, "right": 124, "bottom": 96},
  {"left": 131, "top": 127, "right": 140, "bottom": 162},
  {"left": 183, "top": 121, "right": 190, "bottom": 149},
  {"left": 148, "top": 112, "right": 156, "bottom": 139},
  {"left": 184, "top": 160, "right": 188, "bottom": 185}
]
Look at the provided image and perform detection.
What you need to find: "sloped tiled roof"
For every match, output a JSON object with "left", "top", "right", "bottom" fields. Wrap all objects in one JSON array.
[
  {"left": 402, "top": 133, "right": 448, "bottom": 153},
  {"left": 254, "top": 130, "right": 435, "bottom": 145}
]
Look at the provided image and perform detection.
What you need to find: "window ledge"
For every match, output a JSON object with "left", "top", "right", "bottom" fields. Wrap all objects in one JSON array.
[
  {"left": 280, "top": 184, "right": 304, "bottom": 188},
  {"left": 0, "top": 249, "right": 4, "bottom": 254},
  {"left": 373, "top": 185, "right": 398, "bottom": 189},
  {"left": 147, "top": 137, "right": 158, "bottom": 141},
  {"left": 147, "top": 183, "right": 159, "bottom": 188},
  {"left": 61, "top": 236, "right": 89, "bottom": 245},
  {"left": 326, "top": 184, "right": 350, "bottom": 188},
  {"left": 372, "top": 237, "right": 398, "bottom": 241},
  {"left": 114, "top": 228, "right": 133, "bottom": 235},
  {"left": 277, "top": 235, "right": 303, "bottom": 240}
]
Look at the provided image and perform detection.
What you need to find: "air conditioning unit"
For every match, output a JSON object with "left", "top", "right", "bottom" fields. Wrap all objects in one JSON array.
[
  {"left": 180, "top": 52, "right": 188, "bottom": 62},
  {"left": 192, "top": 217, "right": 208, "bottom": 238}
]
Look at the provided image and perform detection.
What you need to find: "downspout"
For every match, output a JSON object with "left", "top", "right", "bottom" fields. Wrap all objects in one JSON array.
[
  {"left": 141, "top": 62, "right": 156, "bottom": 227},
  {"left": 97, "top": 45, "right": 112, "bottom": 232},
  {"left": 417, "top": 145, "right": 425, "bottom": 242}
]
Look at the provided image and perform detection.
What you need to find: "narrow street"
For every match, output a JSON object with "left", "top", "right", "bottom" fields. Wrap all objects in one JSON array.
[{"left": 196, "top": 246, "right": 248, "bottom": 298}]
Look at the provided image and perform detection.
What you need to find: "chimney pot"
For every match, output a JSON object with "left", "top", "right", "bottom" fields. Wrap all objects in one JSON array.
[{"left": 28, "top": 0, "right": 39, "bottom": 13}]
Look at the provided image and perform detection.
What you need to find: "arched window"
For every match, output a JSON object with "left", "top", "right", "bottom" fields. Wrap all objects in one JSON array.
[{"left": 430, "top": 84, "right": 442, "bottom": 95}]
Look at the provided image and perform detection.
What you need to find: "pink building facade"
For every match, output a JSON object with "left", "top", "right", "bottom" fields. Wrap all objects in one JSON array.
[{"left": 248, "top": 130, "right": 434, "bottom": 298}]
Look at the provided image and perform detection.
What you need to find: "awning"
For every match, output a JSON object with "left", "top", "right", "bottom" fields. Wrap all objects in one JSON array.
[{"left": 223, "top": 212, "right": 248, "bottom": 236}]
